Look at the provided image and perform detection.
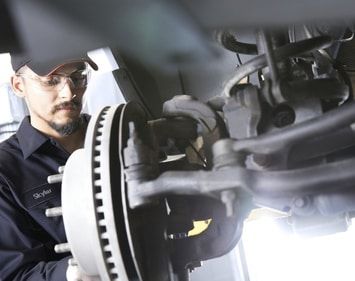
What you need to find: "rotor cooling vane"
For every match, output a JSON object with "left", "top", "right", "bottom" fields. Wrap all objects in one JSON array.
[{"left": 46, "top": 102, "right": 172, "bottom": 281}]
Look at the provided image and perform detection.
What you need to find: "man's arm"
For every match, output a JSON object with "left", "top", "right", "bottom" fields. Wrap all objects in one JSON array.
[
  {"left": 9, "top": 259, "right": 70, "bottom": 281},
  {"left": 0, "top": 183, "right": 69, "bottom": 281}
]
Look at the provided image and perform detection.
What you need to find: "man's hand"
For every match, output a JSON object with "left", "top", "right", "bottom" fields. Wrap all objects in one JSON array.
[{"left": 66, "top": 258, "right": 100, "bottom": 281}]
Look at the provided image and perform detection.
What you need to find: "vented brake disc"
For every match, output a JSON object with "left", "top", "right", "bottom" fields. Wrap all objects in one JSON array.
[{"left": 51, "top": 103, "right": 173, "bottom": 281}]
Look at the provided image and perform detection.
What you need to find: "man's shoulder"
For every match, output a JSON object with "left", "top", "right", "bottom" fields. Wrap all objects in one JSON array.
[
  {"left": 0, "top": 134, "right": 22, "bottom": 170},
  {"left": 0, "top": 134, "right": 20, "bottom": 154}
]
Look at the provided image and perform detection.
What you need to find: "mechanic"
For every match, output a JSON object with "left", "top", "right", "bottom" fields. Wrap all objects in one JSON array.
[{"left": 0, "top": 54, "right": 98, "bottom": 280}]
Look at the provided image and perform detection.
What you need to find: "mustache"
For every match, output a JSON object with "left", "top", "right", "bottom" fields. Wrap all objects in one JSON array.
[{"left": 52, "top": 100, "right": 81, "bottom": 113}]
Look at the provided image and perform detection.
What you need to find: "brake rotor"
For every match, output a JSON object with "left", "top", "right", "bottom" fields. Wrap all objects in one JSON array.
[{"left": 59, "top": 102, "right": 173, "bottom": 281}]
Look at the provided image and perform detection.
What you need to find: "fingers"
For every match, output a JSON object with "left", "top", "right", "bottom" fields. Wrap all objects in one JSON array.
[{"left": 66, "top": 258, "right": 100, "bottom": 281}]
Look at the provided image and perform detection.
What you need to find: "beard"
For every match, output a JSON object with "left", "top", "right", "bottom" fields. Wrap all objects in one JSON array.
[
  {"left": 49, "top": 100, "right": 83, "bottom": 136},
  {"left": 49, "top": 115, "right": 84, "bottom": 136}
]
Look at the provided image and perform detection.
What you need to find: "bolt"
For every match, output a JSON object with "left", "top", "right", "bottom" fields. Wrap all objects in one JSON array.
[
  {"left": 292, "top": 196, "right": 316, "bottom": 216},
  {"left": 54, "top": 243, "right": 71, "bottom": 254},
  {"left": 272, "top": 104, "right": 295, "bottom": 128},
  {"left": 293, "top": 197, "right": 307, "bottom": 208},
  {"left": 45, "top": 207, "right": 63, "bottom": 217},
  {"left": 47, "top": 174, "right": 63, "bottom": 184},
  {"left": 58, "top": 166, "right": 65, "bottom": 174}
]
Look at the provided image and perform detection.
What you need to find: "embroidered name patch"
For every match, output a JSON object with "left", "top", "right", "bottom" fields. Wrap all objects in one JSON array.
[
  {"left": 33, "top": 188, "right": 52, "bottom": 200},
  {"left": 21, "top": 183, "right": 61, "bottom": 209}
]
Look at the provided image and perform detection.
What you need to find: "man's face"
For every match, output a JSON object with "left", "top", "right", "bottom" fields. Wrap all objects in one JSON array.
[{"left": 12, "top": 62, "right": 88, "bottom": 136}]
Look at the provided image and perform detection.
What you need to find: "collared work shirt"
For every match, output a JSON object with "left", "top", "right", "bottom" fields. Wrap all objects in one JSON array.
[{"left": 0, "top": 116, "right": 86, "bottom": 280}]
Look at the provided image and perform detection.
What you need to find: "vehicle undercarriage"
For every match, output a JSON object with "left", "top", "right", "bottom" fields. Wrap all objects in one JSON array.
[{"left": 2, "top": 1, "right": 355, "bottom": 280}]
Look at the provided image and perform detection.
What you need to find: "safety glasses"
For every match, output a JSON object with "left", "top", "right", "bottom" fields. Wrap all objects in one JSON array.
[{"left": 17, "top": 64, "right": 91, "bottom": 92}]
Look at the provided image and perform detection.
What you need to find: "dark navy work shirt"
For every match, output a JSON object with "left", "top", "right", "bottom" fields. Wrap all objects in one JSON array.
[{"left": 0, "top": 116, "right": 87, "bottom": 281}]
